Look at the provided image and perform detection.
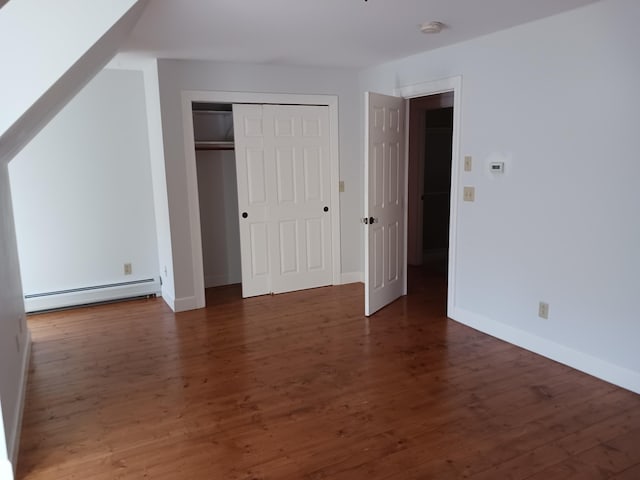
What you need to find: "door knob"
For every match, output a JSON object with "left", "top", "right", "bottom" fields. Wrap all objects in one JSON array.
[
  {"left": 369, "top": 217, "right": 378, "bottom": 224},
  {"left": 242, "top": 212, "right": 248, "bottom": 218},
  {"left": 323, "top": 206, "right": 329, "bottom": 212}
]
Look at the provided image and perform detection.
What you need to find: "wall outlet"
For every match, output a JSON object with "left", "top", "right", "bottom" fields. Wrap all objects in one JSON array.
[
  {"left": 124, "top": 263, "right": 132, "bottom": 275},
  {"left": 464, "top": 155, "right": 472, "bottom": 172},
  {"left": 538, "top": 301, "right": 549, "bottom": 319},
  {"left": 463, "top": 186, "right": 475, "bottom": 202}
]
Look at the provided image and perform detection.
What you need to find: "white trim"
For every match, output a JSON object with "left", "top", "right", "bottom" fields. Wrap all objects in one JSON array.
[
  {"left": 402, "top": 98, "right": 410, "bottom": 296},
  {"left": 173, "top": 295, "right": 198, "bottom": 313},
  {"left": 23, "top": 281, "right": 161, "bottom": 313},
  {"left": 161, "top": 284, "right": 175, "bottom": 310},
  {"left": 395, "top": 77, "right": 459, "bottom": 99},
  {"left": 0, "top": 459, "right": 13, "bottom": 480},
  {"left": 204, "top": 275, "right": 241, "bottom": 289},
  {"left": 340, "top": 272, "right": 363, "bottom": 284},
  {"left": 8, "top": 330, "right": 31, "bottom": 470},
  {"left": 180, "top": 90, "right": 342, "bottom": 310},
  {"left": 395, "top": 76, "right": 462, "bottom": 318},
  {"left": 451, "top": 307, "right": 640, "bottom": 395}
]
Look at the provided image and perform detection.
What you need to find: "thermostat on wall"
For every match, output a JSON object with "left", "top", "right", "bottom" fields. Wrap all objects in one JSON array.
[{"left": 489, "top": 162, "right": 504, "bottom": 173}]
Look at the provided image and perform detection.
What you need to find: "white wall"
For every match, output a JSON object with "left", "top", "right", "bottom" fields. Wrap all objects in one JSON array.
[
  {"left": 0, "top": 0, "right": 146, "bottom": 164},
  {"left": 0, "top": 398, "right": 12, "bottom": 479},
  {"left": 9, "top": 69, "right": 160, "bottom": 309},
  {"left": 107, "top": 56, "right": 175, "bottom": 310},
  {"left": 360, "top": 0, "right": 640, "bottom": 392},
  {"left": 157, "top": 60, "right": 362, "bottom": 305},
  {"left": 0, "top": 163, "right": 28, "bottom": 478},
  {"left": 196, "top": 150, "right": 242, "bottom": 288},
  {"left": 0, "top": 1, "right": 147, "bottom": 472}
]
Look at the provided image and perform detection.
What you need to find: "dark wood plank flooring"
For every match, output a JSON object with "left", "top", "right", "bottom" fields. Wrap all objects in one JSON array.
[{"left": 16, "top": 267, "right": 640, "bottom": 479}]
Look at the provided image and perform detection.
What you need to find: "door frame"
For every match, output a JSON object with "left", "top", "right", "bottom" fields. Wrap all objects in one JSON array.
[
  {"left": 181, "top": 90, "right": 341, "bottom": 307},
  {"left": 394, "top": 76, "right": 462, "bottom": 315}
]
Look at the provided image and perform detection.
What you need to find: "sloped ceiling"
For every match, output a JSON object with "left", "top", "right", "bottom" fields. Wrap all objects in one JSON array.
[{"left": 122, "top": 0, "right": 600, "bottom": 68}]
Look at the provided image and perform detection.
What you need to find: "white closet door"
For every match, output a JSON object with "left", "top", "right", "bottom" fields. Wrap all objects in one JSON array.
[
  {"left": 264, "top": 105, "right": 332, "bottom": 294},
  {"left": 365, "top": 92, "right": 406, "bottom": 316},
  {"left": 233, "top": 104, "right": 333, "bottom": 298},
  {"left": 233, "top": 104, "right": 271, "bottom": 298}
]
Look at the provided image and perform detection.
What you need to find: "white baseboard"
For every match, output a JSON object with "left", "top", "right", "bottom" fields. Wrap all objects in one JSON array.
[
  {"left": 204, "top": 274, "right": 241, "bottom": 289},
  {"left": 339, "top": 272, "right": 363, "bottom": 284},
  {"left": 24, "top": 280, "right": 161, "bottom": 312},
  {"left": 160, "top": 284, "right": 175, "bottom": 311},
  {"left": 451, "top": 307, "right": 640, "bottom": 395},
  {"left": 173, "top": 296, "right": 198, "bottom": 313},
  {"left": 0, "top": 459, "right": 13, "bottom": 480},
  {"left": 8, "top": 329, "right": 31, "bottom": 472}
]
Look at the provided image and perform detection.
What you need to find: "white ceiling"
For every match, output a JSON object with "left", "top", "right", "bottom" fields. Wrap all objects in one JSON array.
[{"left": 123, "top": 0, "right": 599, "bottom": 69}]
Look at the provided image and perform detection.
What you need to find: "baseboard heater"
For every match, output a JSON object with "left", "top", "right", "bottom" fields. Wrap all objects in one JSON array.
[{"left": 24, "top": 278, "right": 161, "bottom": 313}]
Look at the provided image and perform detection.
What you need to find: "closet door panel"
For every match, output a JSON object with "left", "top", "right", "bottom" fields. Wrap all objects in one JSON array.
[
  {"left": 265, "top": 105, "right": 333, "bottom": 294},
  {"left": 233, "top": 104, "right": 271, "bottom": 298},
  {"left": 233, "top": 103, "right": 333, "bottom": 298}
]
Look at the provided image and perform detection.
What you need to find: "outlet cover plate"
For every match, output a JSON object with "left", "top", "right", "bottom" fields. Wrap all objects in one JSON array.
[
  {"left": 538, "top": 301, "right": 549, "bottom": 319},
  {"left": 463, "top": 186, "right": 475, "bottom": 202}
]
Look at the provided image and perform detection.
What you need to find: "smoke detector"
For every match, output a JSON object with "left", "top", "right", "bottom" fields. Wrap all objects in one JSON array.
[{"left": 420, "top": 21, "right": 446, "bottom": 34}]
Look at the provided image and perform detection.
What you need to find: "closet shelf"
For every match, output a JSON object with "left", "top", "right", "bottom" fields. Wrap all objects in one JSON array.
[{"left": 195, "top": 141, "right": 235, "bottom": 151}]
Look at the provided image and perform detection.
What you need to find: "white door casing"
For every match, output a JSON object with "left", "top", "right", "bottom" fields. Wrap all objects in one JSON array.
[
  {"left": 233, "top": 104, "right": 333, "bottom": 298},
  {"left": 395, "top": 76, "right": 462, "bottom": 317},
  {"left": 365, "top": 92, "right": 406, "bottom": 316}
]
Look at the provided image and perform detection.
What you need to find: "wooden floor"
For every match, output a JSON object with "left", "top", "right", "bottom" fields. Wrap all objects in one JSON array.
[{"left": 17, "top": 268, "right": 640, "bottom": 479}]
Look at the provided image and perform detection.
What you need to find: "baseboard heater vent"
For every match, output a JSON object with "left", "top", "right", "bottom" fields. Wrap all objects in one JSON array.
[{"left": 24, "top": 278, "right": 161, "bottom": 313}]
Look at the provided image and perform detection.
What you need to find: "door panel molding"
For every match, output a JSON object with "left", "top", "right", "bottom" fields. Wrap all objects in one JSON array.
[{"left": 365, "top": 92, "right": 406, "bottom": 316}]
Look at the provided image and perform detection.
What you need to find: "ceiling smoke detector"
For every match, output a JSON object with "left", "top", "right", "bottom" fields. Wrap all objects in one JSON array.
[{"left": 420, "top": 21, "right": 446, "bottom": 34}]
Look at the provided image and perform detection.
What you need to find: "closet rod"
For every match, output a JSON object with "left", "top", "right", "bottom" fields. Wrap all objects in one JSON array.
[{"left": 195, "top": 141, "right": 235, "bottom": 151}]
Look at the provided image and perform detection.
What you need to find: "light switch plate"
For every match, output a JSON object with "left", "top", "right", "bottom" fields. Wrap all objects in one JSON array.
[
  {"left": 339, "top": 180, "right": 345, "bottom": 193},
  {"left": 464, "top": 155, "right": 472, "bottom": 172}
]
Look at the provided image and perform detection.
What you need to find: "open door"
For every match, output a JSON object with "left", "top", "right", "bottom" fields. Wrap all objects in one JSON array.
[{"left": 365, "top": 92, "right": 406, "bottom": 316}]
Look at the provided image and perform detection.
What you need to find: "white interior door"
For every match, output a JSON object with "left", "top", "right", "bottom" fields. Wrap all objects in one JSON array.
[
  {"left": 233, "top": 104, "right": 271, "bottom": 298},
  {"left": 264, "top": 105, "right": 333, "bottom": 294},
  {"left": 365, "top": 92, "right": 406, "bottom": 316},
  {"left": 233, "top": 104, "right": 333, "bottom": 298}
]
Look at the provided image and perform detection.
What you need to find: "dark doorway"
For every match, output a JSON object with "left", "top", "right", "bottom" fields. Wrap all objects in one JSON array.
[{"left": 407, "top": 93, "right": 454, "bottom": 288}]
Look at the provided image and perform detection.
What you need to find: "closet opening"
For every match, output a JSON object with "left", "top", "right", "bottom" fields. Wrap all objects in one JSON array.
[
  {"left": 192, "top": 102, "right": 242, "bottom": 305},
  {"left": 189, "top": 99, "right": 339, "bottom": 307},
  {"left": 182, "top": 91, "right": 341, "bottom": 310}
]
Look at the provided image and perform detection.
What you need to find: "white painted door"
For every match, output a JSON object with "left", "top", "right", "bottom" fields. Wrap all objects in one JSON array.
[
  {"left": 264, "top": 105, "right": 333, "bottom": 294},
  {"left": 365, "top": 92, "right": 406, "bottom": 316},
  {"left": 233, "top": 104, "right": 271, "bottom": 297},
  {"left": 233, "top": 104, "right": 333, "bottom": 298}
]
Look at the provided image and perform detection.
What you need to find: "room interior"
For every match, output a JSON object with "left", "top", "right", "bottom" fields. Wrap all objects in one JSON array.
[{"left": 1, "top": 0, "right": 640, "bottom": 478}]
